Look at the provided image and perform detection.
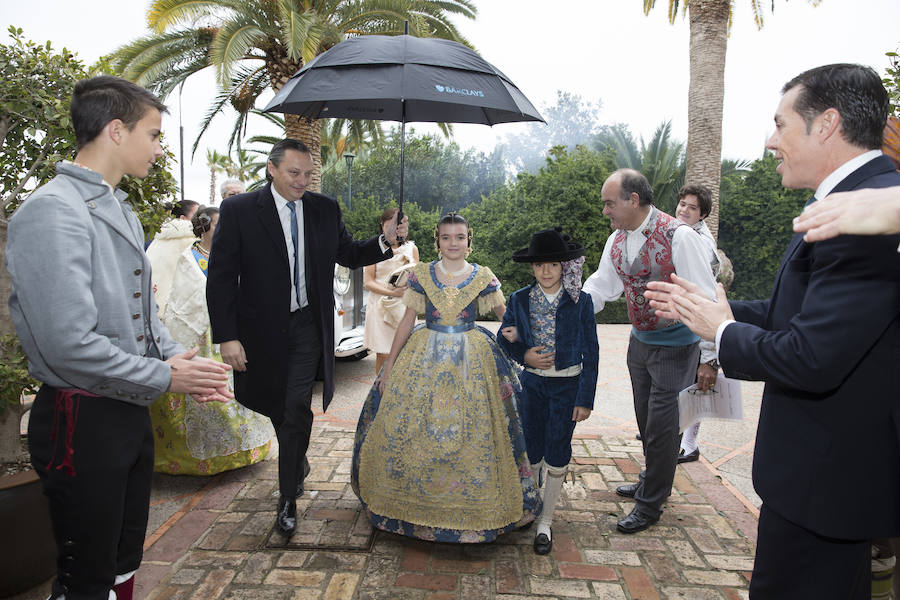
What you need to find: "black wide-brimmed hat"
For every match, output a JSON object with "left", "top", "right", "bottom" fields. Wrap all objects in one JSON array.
[{"left": 512, "top": 227, "right": 586, "bottom": 263}]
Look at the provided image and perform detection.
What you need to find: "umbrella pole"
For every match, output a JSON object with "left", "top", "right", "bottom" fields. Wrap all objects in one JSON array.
[
  {"left": 399, "top": 119, "right": 405, "bottom": 220},
  {"left": 397, "top": 21, "right": 409, "bottom": 235},
  {"left": 397, "top": 101, "right": 406, "bottom": 242}
]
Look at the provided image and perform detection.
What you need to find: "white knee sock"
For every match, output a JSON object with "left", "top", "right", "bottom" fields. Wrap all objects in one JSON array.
[
  {"left": 681, "top": 421, "right": 700, "bottom": 454},
  {"left": 531, "top": 461, "right": 544, "bottom": 490},
  {"left": 537, "top": 465, "right": 566, "bottom": 539}
]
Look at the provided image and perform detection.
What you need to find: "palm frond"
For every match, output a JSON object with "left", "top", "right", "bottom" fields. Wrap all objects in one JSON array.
[
  {"left": 210, "top": 16, "right": 268, "bottom": 84},
  {"left": 147, "top": 0, "right": 246, "bottom": 32},
  {"left": 279, "top": 3, "right": 317, "bottom": 62},
  {"left": 192, "top": 87, "right": 236, "bottom": 158},
  {"left": 112, "top": 28, "right": 214, "bottom": 92},
  {"left": 189, "top": 64, "right": 267, "bottom": 156},
  {"left": 246, "top": 134, "right": 283, "bottom": 148},
  {"left": 249, "top": 109, "right": 286, "bottom": 129}
]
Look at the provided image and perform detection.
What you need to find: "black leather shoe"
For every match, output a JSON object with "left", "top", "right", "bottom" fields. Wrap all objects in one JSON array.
[
  {"left": 295, "top": 457, "right": 312, "bottom": 498},
  {"left": 616, "top": 481, "right": 640, "bottom": 498},
  {"left": 276, "top": 496, "right": 297, "bottom": 535},
  {"left": 616, "top": 507, "right": 659, "bottom": 534},
  {"left": 635, "top": 433, "right": 642, "bottom": 441},
  {"left": 677, "top": 448, "right": 700, "bottom": 464},
  {"left": 533, "top": 529, "right": 552, "bottom": 555}
]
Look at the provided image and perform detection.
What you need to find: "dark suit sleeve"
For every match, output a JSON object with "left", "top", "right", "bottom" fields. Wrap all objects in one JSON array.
[
  {"left": 334, "top": 206, "right": 391, "bottom": 269},
  {"left": 720, "top": 234, "right": 900, "bottom": 392},
  {"left": 207, "top": 197, "right": 242, "bottom": 343},
  {"left": 497, "top": 291, "right": 528, "bottom": 365},
  {"left": 729, "top": 299, "right": 769, "bottom": 327},
  {"left": 576, "top": 294, "right": 599, "bottom": 409}
]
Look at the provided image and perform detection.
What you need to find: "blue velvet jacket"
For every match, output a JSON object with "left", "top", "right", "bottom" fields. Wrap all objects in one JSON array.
[{"left": 497, "top": 283, "right": 599, "bottom": 409}]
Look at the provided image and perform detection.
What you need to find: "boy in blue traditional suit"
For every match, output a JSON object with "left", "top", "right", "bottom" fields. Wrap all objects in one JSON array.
[{"left": 498, "top": 227, "right": 599, "bottom": 555}]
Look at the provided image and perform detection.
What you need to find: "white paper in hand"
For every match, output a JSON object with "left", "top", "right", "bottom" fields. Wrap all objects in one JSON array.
[{"left": 678, "top": 375, "right": 742, "bottom": 433}]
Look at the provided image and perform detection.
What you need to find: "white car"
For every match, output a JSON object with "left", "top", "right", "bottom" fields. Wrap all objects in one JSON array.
[{"left": 333, "top": 265, "right": 368, "bottom": 360}]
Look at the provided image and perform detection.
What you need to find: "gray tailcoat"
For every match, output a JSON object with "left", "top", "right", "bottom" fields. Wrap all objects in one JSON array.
[{"left": 6, "top": 162, "right": 183, "bottom": 405}]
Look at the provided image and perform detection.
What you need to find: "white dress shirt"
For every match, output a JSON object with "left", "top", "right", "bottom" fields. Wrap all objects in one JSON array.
[
  {"left": 583, "top": 208, "right": 718, "bottom": 362},
  {"left": 272, "top": 186, "right": 393, "bottom": 312},
  {"left": 271, "top": 186, "right": 308, "bottom": 311}
]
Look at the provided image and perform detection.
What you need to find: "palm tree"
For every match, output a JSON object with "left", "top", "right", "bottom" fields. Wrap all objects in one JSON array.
[
  {"left": 242, "top": 109, "right": 383, "bottom": 191},
  {"left": 643, "top": 0, "right": 821, "bottom": 238},
  {"left": 595, "top": 121, "right": 685, "bottom": 212},
  {"left": 206, "top": 149, "right": 230, "bottom": 204},
  {"left": 112, "top": 0, "right": 476, "bottom": 193}
]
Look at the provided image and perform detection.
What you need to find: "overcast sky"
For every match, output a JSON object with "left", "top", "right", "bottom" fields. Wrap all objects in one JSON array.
[{"left": 4, "top": 0, "right": 900, "bottom": 202}]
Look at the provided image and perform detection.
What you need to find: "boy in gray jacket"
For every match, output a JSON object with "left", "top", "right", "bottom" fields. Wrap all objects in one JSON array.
[{"left": 6, "top": 76, "right": 232, "bottom": 600}]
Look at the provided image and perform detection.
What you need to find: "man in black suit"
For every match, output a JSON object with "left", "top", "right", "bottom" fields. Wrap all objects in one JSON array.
[
  {"left": 645, "top": 64, "right": 900, "bottom": 599},
  {"left": 207, "top": 139, "right": 407, "bottom": 534}
]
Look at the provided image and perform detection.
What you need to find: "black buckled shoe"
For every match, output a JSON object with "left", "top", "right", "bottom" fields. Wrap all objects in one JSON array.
[
  {"left": 616, "top": 507, "right": 659, "bottom": 534},
  {"left": 295, "top": 457, "right": 312, "bottom": 498},
  {"left": 677, "top": 448, "right": 700, "bottom": 463},
  {"left": 276, "top": 496, "right": 297, "bottom": 535},
  {"left": 616, "top": 481, "right": 640, "bottom": 499},
  {"left": 533, "top": 529, "right": 552, "bottom": 555}
]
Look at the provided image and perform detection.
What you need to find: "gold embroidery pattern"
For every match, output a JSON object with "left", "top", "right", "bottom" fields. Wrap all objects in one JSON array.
[
  {"left": 358, "top": 327, "right": 522, "bottom": 531},
  {"left": 414, "top": 262, "right": 494, "bottom": 326}
]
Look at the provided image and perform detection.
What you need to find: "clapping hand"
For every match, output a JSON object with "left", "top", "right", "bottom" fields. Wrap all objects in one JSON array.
[
  {"left": 645, "top": 275, "right": 732, "bottom": 342},
  {"left": 167, "top": 347, "right": 233, "bottom": 402}
]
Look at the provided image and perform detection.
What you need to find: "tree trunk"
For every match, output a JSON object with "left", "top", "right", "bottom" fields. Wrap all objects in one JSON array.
[
  {"left": 0, "top": 218, "right": 26, "bottom": 465},
  {"left": 285, "top": 115, "right": 323, "bottom": 194},
  {"left": 0, "top": 404, "right": 25, "bottom": 464},
  {"left": 685, "top": 0, "right": 729, "bottom": 241},
  {"left": 0, "top": 219, "right": 13, "bottom": 337},
  {"left": 268, "top": 58, "right": 324, "bottom": 195},
  {"left": 209, "top": 169, "right": 216, "bottom": 205}
]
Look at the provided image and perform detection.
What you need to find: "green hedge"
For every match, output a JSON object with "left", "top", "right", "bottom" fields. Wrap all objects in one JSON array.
[{"left": 595, "top": 299, "right": 630, "bottom": 324}]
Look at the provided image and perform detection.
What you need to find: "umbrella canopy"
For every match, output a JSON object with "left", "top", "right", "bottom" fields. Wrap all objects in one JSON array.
[{"left": 264, "top": 34, "right": 545, "bottom": 126}]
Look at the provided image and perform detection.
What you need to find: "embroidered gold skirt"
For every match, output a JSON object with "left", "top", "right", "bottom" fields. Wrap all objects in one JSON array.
[{"left": 351, "top": 323, "right": 540, "bottom": 543}]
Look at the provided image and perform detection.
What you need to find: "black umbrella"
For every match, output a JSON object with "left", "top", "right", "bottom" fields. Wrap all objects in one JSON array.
[{"left": 263, "top": 30, "right": 544, "bottom": 217}]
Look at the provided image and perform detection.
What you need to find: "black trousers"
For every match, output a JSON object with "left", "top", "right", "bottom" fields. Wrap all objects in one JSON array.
[
  {"left": 274, "top": 307, "right": 322, "bottom": 498},
  {"left": 750, "top": 503, "right": 870, "bottom": 599},
  {"left": 28, "top": 385, "right": 153, "bottom": 600}
]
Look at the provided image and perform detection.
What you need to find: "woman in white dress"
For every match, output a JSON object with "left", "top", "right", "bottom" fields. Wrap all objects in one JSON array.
[
  {"left": 147, "top": 200, "right": 200, "bottom": 317},
  {"left": 363, "top": 207, "right": 419, "bottom": 374},
  {"left": 150, "top": 206, "right": 274, "bottom": 475}
]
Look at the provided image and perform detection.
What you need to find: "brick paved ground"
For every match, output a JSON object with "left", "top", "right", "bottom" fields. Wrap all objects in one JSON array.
[
  {"left": 129, "top": 420, "right": 757, "bottom": 600},
  {"left": 13, "top": 325, "right": 761, "bottom": 600}
]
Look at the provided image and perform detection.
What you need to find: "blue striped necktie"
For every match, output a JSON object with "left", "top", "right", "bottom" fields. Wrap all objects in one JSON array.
[{"left": 286, "top": 201, "right": 300, "bottom": 305}]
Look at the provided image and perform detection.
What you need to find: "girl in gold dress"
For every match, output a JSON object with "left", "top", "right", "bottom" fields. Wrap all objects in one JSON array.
[{"left": 351, "top": 213, "right": 540, "bottom": 542}]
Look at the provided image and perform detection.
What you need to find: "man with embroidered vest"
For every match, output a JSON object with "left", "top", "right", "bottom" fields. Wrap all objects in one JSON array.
[
  {"left": 583, "top": 168, "right": 717, "bottom": 534},
  {"left": 6, "top": 76, "right": 232, "bottom": 600},
  {"left": 207, "top": 139, "right": 407, "bottom": 536},
  {"left": 645, "top": 64, "right": 900, "bottom": 599}
]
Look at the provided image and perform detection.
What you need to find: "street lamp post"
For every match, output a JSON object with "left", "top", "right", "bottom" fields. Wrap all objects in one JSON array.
[{"left": 343, "top": 152, "right": 363, "bottom": 327}]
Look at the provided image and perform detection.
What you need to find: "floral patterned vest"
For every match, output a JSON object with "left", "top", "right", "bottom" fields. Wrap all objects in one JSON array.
[
  {"left": 528, "top": 284, "right": 561, "bottom": 355},
  {"left": 610, "top": 208, "right": 684, "bottom": 331}
]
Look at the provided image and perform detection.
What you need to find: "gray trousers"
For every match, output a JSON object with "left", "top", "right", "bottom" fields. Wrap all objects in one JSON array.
[{"left": 626, "top": 335, "right": 700, "bottom": 517}]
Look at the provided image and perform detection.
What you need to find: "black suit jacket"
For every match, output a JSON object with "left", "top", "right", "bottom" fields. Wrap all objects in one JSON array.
[
  {"left": 720, "top": 155, "right": 900, "bottom": 539},
  {"left": 206, "top": 184, "right": 387, "bottom": 422}
]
